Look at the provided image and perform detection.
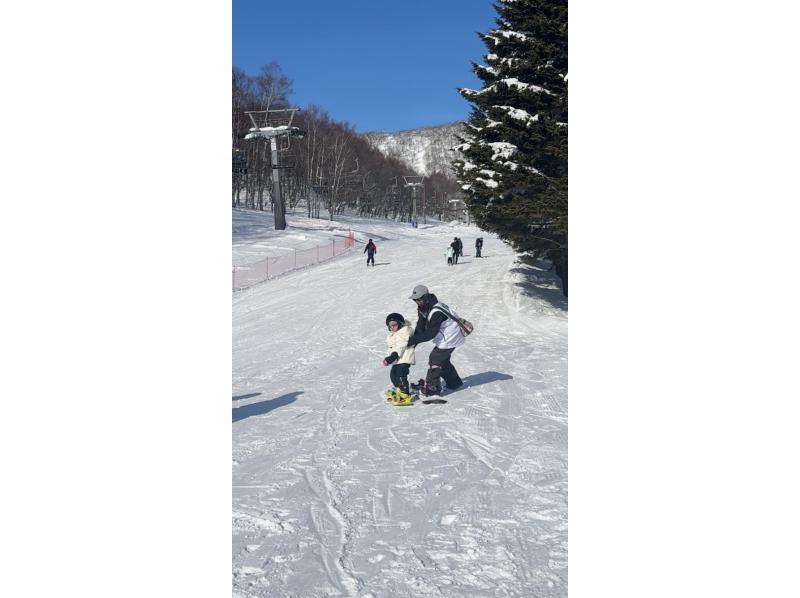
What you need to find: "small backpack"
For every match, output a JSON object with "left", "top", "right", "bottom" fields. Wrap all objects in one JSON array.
[
  {"left": 455, "top": 316, "right": 474, "bottom": 336},
  {"left": 435, "top": 306, "right": 474, "bottom": 337}
]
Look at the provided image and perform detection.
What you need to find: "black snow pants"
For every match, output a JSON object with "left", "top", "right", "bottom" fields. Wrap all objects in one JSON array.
[
  {"left": 366, "top": 252, "right": 375, "bottom": 266},
  {"left": 390, "top": 363, "right": 410, "bottom": 393},
  {"left": 425, "top": 347, "right": 462, "bottom": 391}
]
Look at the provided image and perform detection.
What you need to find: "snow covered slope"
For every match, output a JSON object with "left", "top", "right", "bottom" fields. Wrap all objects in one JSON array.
[
  {"left": 363, "top": 122, "right": 465, "bottom": 180},
  {"left": 232, "top": 209, "right": 567, "bottom": 597}
]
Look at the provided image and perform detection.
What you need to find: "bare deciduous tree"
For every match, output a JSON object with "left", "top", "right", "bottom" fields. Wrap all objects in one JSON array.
[{"left": 233, "top": 63, "right": 458, "bottom": 222}]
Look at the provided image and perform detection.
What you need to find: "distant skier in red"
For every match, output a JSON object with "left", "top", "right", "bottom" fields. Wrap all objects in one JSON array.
[{"left": 363, "top": 238, "right": 377, "bottom": 266}]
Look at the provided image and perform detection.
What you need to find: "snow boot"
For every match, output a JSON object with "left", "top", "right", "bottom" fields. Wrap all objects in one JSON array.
[
  {"left": 411, "top": 379, "right": 441, "bottom": 397},
  {"left": 391, "top": 388, "right": 413, "bottom": 406},
  {"left": 385, "top": 387, "right": 398, "bottom": 401},
  {"left": 410, "top": 379, "right": 426, "bottom": 391},
  {"left": 420, "top": 385, "right": 442, "bottom": 397}
]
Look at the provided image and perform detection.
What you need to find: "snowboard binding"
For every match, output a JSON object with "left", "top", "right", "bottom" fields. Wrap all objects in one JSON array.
[
  {"left": 385, "top": 387, "right": 414, "bottom": 406},
  {"left": 411, "top": 379, "right": 442, "bottom": 397}
]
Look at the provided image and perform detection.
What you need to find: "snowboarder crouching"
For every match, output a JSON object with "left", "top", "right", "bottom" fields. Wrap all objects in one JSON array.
[
  {"left": 407, "top": 285, "right": 464, "bottom": 397},
  {"left": 382, "top": 313, "right": 416, "bottom": 406}
]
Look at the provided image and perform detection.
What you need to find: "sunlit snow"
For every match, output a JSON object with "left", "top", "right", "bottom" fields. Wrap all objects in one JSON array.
[{"left": 232, "top": 207, "right": 567, "bottom": 596}]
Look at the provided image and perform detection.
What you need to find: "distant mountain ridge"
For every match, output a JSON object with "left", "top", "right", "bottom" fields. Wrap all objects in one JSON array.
[{"left": 362, "top": 122, "right": 465, "bottom": 180}]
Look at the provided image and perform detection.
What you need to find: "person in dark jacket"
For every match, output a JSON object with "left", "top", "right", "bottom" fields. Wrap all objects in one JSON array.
[
  {"left": 475, "top": 237, "right": 483, "bottom": 258},
  {"left": 450, "top": 238, "right": 460, "bottom": 264},
  {"left": 363, "top": 238, "right": 377, "bottom": 266},
  {"left": 406, "top": 284, "right": 464, "bottom": 396}
]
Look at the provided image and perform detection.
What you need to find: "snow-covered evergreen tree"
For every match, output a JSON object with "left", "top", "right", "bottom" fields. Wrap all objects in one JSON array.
[{"left": 453, "top": 0, "right": 568, "bottom": 295}]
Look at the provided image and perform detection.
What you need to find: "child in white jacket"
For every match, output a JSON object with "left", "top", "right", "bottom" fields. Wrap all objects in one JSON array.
[{"left": 382, "top": 313, "right": 416, "bottom": 406}]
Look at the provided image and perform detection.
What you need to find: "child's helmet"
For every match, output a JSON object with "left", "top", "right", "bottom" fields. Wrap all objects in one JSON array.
[{"left": 385, "top": 313, "right": 404, "bottom": 328}]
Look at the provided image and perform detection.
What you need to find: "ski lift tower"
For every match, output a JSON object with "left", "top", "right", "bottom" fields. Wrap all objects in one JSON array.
[
  {"left": 402, "top": 175, "right": 425, "bottom": 224},
  {"left": 244, "top": 108, "right": 304, "bottom": 230}
]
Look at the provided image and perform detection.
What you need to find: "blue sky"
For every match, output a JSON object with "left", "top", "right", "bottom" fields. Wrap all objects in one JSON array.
[{"left": 233, "top": 0, "right": 497, "bottom": 133}]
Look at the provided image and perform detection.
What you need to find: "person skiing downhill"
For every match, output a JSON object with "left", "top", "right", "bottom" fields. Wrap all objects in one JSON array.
[
  {"left": 381, "top": 313, "right": 416, "bottom": 406},
  {"left": 363, "top": 238, "right": 377, "bottom": 266},
  {"left": 406, "top": 285, "right": 464, "bottom": 396}
]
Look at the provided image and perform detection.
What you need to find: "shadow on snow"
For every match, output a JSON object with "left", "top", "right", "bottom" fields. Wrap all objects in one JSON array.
[
  {"left": 509, "top": 260, "right": 567, "bottom": 312},
  {"left": 460, "top": 371, "right": 514, "bottom": 389},
  {"left": 232, "top": 391, "right": 302, "bottom": 422}
]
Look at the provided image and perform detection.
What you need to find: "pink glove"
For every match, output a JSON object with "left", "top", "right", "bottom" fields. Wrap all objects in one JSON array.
[{"left": 381, "top": 358, "right": 389, "bottom": 366}]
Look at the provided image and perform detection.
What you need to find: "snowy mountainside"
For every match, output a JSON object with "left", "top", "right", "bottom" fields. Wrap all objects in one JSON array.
[{"left": 363, "top": 122, "right": 465, "bottom": 180}]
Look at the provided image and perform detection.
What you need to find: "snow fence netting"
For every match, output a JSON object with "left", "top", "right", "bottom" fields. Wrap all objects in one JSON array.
[{"left": 233, "top": 231, "right": 355, "bottom": 291}]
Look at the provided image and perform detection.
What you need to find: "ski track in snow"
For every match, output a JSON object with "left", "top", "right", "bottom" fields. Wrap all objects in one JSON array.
[{"left": 232, "top": 212, "right": 567, "bottom": 597}]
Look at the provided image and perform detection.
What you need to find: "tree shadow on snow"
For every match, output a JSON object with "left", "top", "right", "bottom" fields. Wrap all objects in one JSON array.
[
  {"left": 461, "top": 371, "right": 514, "bottom": 389},
  {"left": 232, "top": 392, "right": 262, "bottom": 402},
  {"left": 232, "top": 391, "right": 302, "bottom": 423},
  {"left": 509, "top": 260, "right": 567, "bottom": 312}
]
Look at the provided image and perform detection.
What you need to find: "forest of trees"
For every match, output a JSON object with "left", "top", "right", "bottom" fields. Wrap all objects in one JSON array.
[
  {"left": 232, "top": 63, "right": 461, "bottom": 223},
  {"left": 452, "top": 0, "right": 568, "bottom": 295}
]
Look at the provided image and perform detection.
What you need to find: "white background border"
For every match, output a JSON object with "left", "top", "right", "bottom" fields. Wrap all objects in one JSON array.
[{"left": 3, "top": 1, "right": 799, "bottom": 596}]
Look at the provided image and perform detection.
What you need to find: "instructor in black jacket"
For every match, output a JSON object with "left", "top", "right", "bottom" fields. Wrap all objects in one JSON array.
[{"left": 407, "top": 284, "right": 464, "bottom": 396}]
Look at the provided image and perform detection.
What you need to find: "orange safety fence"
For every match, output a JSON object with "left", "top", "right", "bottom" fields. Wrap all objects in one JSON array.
[{"left": 233, "top": 231, "right": 355, "bottom": 291}]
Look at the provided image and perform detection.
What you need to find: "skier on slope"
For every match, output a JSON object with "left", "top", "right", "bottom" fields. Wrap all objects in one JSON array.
[
  {"left": 363, "top": 238, "right": 377, "bottom": 267},
  {"left": 450, "top": 238, "right": 460, "bottom": 264},
  {"left": 475, "top": 237, "right": 483, "bottom": 258},
  {"left": 406, "top": 285, "right": 464, "bottom": 397},
  {"left": 445, "top": 245, "right": 455, "bottom": 266},
  {"left": 381, "top": 313, "right": 416, "bottom": 406}
]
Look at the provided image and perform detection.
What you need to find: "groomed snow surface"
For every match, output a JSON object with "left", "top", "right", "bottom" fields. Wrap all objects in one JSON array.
[{"left": 232, "top": 208, "right": 567, "bottom": 597}]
